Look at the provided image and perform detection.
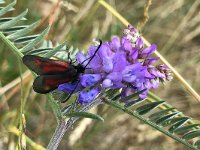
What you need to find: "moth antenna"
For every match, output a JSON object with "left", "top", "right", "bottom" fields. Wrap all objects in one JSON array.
[{"left": 80, "top": 40, "right": 102, "bottom": 68}]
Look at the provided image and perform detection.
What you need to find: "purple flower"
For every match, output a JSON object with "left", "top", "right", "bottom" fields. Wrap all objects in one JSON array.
[
  {"left": 58, "top": 24, "right": 172, "bottom": 104},
  {"left": 78, "top": 87, "right": 101, "bottom": 105},
  {"left": 80, "top": 74, "right": 101, "bottom": 87},
  {"left": 58, "top": 82, "right": 83, "bottom": 93}
]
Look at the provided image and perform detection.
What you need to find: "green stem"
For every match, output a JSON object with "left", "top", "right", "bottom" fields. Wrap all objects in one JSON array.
[
  {"left": 0, "top": 32, "right": 23, "bottom": 58},
  {"left": 104, "top": 98, "right": 197, "bottom": 150}
]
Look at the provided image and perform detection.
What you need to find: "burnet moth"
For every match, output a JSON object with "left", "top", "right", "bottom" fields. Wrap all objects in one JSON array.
[{"left": 22, "top": 40, "right": 102, "bottom": 101}]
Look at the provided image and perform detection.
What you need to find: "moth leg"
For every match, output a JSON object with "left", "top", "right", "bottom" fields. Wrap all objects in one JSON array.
[
  {"left": 68, "top": 51, "right": 73, "bottom": 64},
  {"left": 61, "top": 79, "right": 80, "bottom": 103}
]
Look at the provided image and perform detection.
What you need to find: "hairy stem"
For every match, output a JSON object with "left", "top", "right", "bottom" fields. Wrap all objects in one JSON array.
[
  {"left": 47, "top": 119, "right": 73, "bottom": 150},
  {"left": 47, "top": 98, "right": 103, "bottom": 150}
]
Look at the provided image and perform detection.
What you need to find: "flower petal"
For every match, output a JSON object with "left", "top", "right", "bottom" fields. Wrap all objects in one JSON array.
[
  {"left": 107, "top": 72, "right": 122, "bottom": 82},
  {"left": 112, "top": 52, "right": 127, "bottom": 72},
  {"left": 103, "top": 56, "right": 113, "bottom": 73},
  {"left": 76, "top": 52, "right": 88, "bottom": 65},
  {"left": 136, "top": 37, "right": 143, "bottom": 49},
  {"left": 58, "top": 82, "right": 82, "bottom": 93},
  {"left": 130, "top": 49, "right": 138, "bottom": 61},
  {"left": 139, "top": 44, "right": 157, "bottom": 58},
  {"left": 80, "top": 74, "right": 101, "bottom": 87},
  {"left": 110, "top": 36, "right": 121, "bottom": 52},
  {"left": 102, "top": 79, "right": 113, "bottom": 88},
  {"left": 122, "top": 39, "right": 132, "bottom": 52},
  {"left": 144, "top": 57, "right": 159, "bottom": 65}
]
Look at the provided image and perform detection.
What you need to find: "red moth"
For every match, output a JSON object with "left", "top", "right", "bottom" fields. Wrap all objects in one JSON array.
[{"left": 22, "top": 40, "right": 102, "bottom": 95}]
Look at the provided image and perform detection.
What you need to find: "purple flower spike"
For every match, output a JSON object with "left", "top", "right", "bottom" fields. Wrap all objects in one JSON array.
[
  {"left": 58, "top": 24, "right": 172, "bottom": 105},
  {"left": 78, "top": 88, "right": 101, "bottom": 105}
]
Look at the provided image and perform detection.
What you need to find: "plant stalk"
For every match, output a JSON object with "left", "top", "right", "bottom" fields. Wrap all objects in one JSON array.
[
  {"left": 47, "top": 97, "right": 103, "bottom": 149},
  {"left": 0, "top": 32, "right": 23, "bottom": 58},
  {"left": 47, "top": 119, "right": 73, "bottom": 150}
]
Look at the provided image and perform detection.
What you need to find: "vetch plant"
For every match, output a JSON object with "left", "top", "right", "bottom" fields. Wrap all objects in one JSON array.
[{"left": 1, "top": 1, "right": 200, "bottom": 150}]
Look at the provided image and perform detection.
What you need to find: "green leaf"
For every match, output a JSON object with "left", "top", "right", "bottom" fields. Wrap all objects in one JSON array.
[
  {"left": 27, "top": 48, "right": 53, "bottom": 55},
  {"left": 169, "top": 119, "right": 190, "bottom": 133},
  {"left": 136, "top": 101, "right": 165, "bottom": 115},
  {"left": 161, "top": 117, "right": 190, "bottom": 127},
  {"left": 0, "top": 9, "right": 28, "bottom": 30},
  {"left": 106, "top": 89, "right": 120, "bottom": 100},
  {"left": 3, "top": 26, "right": 27, "bottom": 33},
  {"left": 0, "top": 6, "right": 14, "bottom": 12},
  {"left": 0, "top": 17, "right": 14, "bottom": 23},
  {"left": 20, "top": 27, "right": 50, "bottom": 53},
  {"left": 7, "top": 20, "right": 40, "bottom": 40},
  {"left": 148, "top": 108, "right": 175, "bottom": 121},
  {"left": 120, "top": 89, "right": 146, "bottom": 102},
  {"left": 61, "top": 104, "right": 72, "bottom": 115},
  {"left": 14, "top": 35, "right": 38, "bottom": 44},
  {"left": 155, "top": 112, "right": 181, "bottom": 125},
  {"left": 124, "top": 98, "right": 146, "bottom": 108},
  {"left": 58, "top": 92, "right": 69, "bottom": 103},
  {"left": 173, "top": 124, "right": 200, "bottom": 134},
  {"left": 0, "top": 0, "right": 16, "bottom": 17},
  {"left": 65, "top": 112, "right": 104, "bottom": 122},
  {"left": 47, "top": 94, "right": 62, "bottom": 120},
  {"left": 182, "top": 130, "right": 200, "bottom": 140},
  {"left": 43, "top": 41, "right": 68, "bottom": 58},
  {"left": 0, "top": 17, "right": 26, "bottom": 24},
  {"left": 111, "top": 93, "right": 121, "bottom": 101}
]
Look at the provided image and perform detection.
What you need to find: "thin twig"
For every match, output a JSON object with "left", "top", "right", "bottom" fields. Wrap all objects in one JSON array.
[
  {"left": 8, "top": 126, "right": 45, "bottom": 150},
  {"left": 35, "top": 0, "right": 62, "bottom": 30},
  {"left": 137, "top": 0, "right": 152, "bottom": 31}
]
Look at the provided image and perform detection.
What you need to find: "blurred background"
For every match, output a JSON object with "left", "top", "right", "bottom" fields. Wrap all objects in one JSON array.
[{"left": 0, "top": 0, "right": 200, "bottom": 149}]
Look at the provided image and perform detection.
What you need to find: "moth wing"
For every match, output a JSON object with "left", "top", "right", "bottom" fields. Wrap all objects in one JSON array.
[
  {"left": 33, "top": 71, "right": 76, "bottom": 94},
  {"left": 23, "top": 55, "right": 71, "bottom": 75}
]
